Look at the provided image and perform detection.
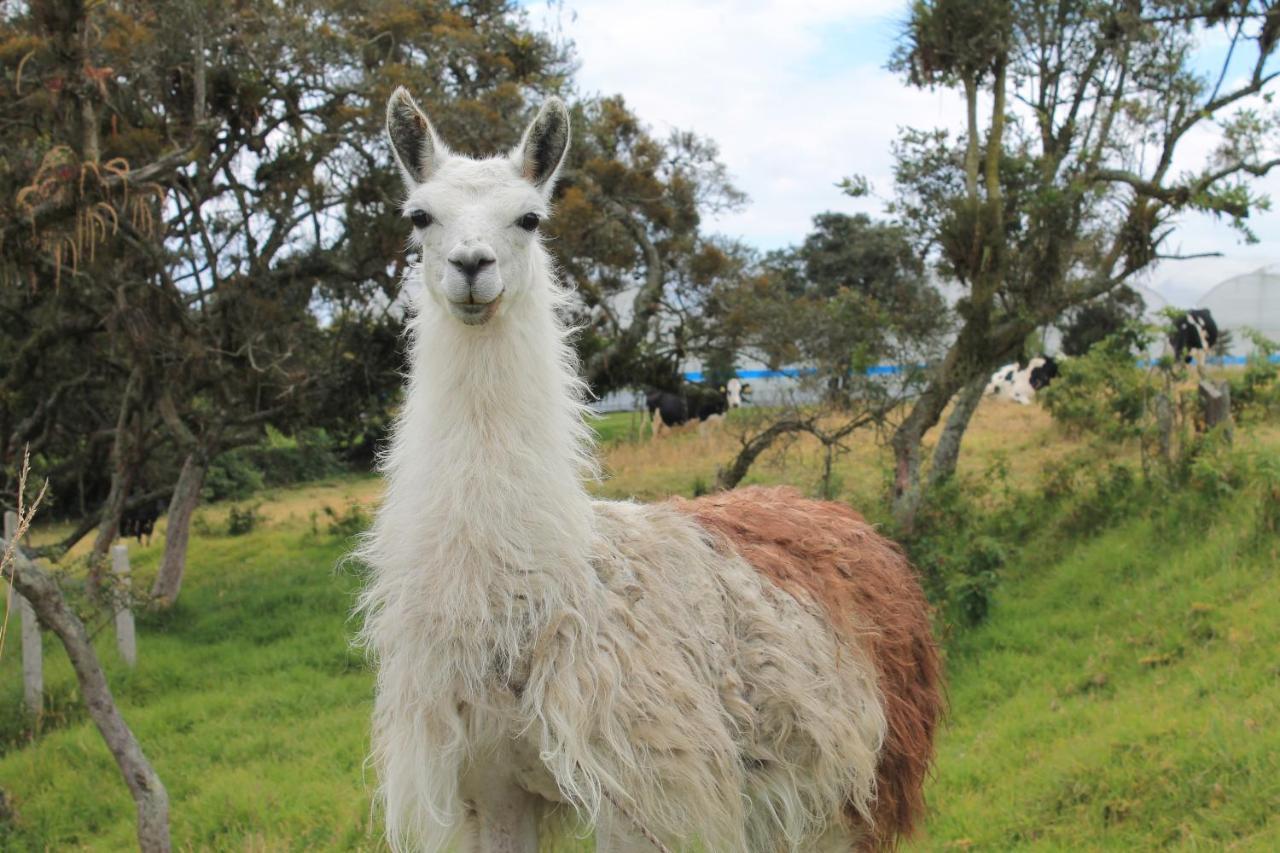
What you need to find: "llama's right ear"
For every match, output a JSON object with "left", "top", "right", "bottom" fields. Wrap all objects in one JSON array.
[{"left": 386, "top": 87, "right": 442, "bottom": 187}]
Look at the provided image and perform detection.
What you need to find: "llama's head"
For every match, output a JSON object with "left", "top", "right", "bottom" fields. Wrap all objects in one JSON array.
[{"left": 386, "top": 88, "right": 570, "bottom": 326}]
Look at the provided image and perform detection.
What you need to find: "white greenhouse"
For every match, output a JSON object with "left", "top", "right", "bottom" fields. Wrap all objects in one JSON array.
[{"left": 1196, "top": 265, "right": 1280, "bottom": 356}]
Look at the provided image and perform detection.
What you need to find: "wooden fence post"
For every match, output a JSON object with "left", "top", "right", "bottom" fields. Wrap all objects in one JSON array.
[
  {"left": 111, "top": 544, "right": 137, "bottom": 667},
  {"left": 5, "top": 510, "right": 43, "bottom": 712},
  {"left": 1198, "top": 379, "right": 1233, "bottom": 444}
]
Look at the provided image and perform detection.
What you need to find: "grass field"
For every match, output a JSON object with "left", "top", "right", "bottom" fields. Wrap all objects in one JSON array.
[{"left": 2, "top": 401, "right": 1278, "bottom": 850}]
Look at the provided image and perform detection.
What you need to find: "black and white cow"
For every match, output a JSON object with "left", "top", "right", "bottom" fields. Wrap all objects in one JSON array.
[
  {"left": 984, "top": 355, "right": 1059, "bottom": 405},
  {"left": 120, "top": 498, "right": 167, "bottom": 546},
  {"left": 646, "top": 380, "right": 751, "bottom": 439},
  {"left": 1168, "top": 308, "right": 1218, "bottom": 367}
]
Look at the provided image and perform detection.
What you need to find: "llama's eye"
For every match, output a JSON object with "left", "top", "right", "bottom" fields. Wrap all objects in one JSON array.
[
  {"left": 409, "top": 210, "right": 433, "bottom": 229},
  {"left": 518, "top": 212, "right": 540, "bottom": 232}
]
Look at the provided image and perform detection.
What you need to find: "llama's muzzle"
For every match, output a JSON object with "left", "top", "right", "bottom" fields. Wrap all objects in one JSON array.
[
  {"left": 444, "top": 241, "right": 503, "bottom": 324},
  {"left": 450, "top": 295, "right": 502, "bottom": 326}
]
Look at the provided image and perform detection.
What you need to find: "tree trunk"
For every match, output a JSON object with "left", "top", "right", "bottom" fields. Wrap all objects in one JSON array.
[
  {"left": 89, "top": 371, "right": 141, "bottom": 595},
  {"left": 33, "top": 488, "right": 172, "bottom": 561},
  {"left": 1154, "top": 388, "right": 1174, "bottom": 468},
  {"left": 891, "top": 377, "right": 961, "bottom": 533},
  {"left": 2, "top": 542, "right": 170, "bottom": 852},
  {"left": 150, "top": 450, "right": 208, "bottom": 608},
  {"left": 716, "top": 419, "right": 810, "bottom": 491},
  {"left": 928, "top": 375, "right": 987, "bottom": 488}
]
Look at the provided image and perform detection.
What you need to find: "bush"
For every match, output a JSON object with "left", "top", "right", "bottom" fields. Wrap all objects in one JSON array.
[
  {"left": 203, "top": 452, "right": 265, "bottom": 502},
  {"left": 322, "top": 501, "right": 369, "bottom": 538},
  {"left": 1227, "top": 330, "right": 1280, "bottom": 424},
  {"left": 243, "top": 428, "right": 345, "bottom": 487},
  {"left": 226, "top": 504, "right": 262, "bottom": 536},
  {"left": 1039, "top": 332, "right": 1155, "bottom": 442},
  {"left": 205, "top": 429, "right": 345, "bottom": 502},
  {"left": 906, "top": 470, "right": 1010, "bottom": 631},
  {"left": 1254, "top": 454, "right": 1280, "bottom": 546}
]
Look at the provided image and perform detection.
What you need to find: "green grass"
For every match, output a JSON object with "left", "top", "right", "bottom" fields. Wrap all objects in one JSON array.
[
  {"left": 924, "top": 482, "right": 1280, "bottom": 851},
  {"left": 1, "top": 516, "right": 379, "bottom": 850},
  {"left": 588, "top": 410, "right": 649, "bottom": 446},
  {"left": 2, "top": 410, "right": 1278, "bottom": 850}
]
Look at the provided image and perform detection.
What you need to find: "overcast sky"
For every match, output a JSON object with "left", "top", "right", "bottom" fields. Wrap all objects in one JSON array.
[{"left": 530, "top": 0, "right": 1280, "bottom": 306}]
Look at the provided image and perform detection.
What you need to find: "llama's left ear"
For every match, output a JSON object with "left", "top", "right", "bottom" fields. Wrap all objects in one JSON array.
[{"left": 516, "top": 98, "right": 570, "bottom": 193}]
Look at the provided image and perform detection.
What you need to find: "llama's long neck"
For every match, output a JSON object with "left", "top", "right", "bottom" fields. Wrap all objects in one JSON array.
[{"left": 362, "top": 254, "right": 597, "bottom": 688}]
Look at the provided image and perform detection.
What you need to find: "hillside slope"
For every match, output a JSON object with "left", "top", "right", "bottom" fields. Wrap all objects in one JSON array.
[
  {"left": 2, "top": 438, "right": 1278, "bottom": 850},
  {"left": 921, "top": 481, "right": 1280, "bottom": 850}
]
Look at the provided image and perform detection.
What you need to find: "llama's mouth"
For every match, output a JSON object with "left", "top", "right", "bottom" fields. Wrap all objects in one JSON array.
[{"left": 449, "top": 295, "right": 502, "bottom": 326}]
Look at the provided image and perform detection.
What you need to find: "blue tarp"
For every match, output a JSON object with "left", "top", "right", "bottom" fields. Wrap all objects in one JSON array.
[{"left": 683, "top": 353, "right": 1280, "bottom": 383}]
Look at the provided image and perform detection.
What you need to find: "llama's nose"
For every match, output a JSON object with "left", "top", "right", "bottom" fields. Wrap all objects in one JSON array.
[{"left": 448, "top": 246, "right": 496, "bottom": 283}]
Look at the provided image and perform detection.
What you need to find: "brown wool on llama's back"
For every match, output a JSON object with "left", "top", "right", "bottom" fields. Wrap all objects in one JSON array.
[{"left": 674, "top": 485, "right": 944, "bottom": 850}]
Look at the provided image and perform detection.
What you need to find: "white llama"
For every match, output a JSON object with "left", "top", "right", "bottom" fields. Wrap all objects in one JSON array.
[{"left": 358, "top": 89, "right": 942, "bottom": 853}]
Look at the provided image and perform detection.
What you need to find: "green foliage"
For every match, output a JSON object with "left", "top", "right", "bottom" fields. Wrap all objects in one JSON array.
[
  {"left": 239, "top": 430, "right": 346, "bottom": 488},
  {"left": 907, "top": 418, "right": 1272, "bottom": 637},
  {"left": 1228, "top": 330, "right": 1280, "bottom": 422},
  {"left": 906, "top": 467, "right": 1010, "bottom": 631},
  {"left": 815, "top": 466, "right": 845, "bottom": 502},
  {"left": 551, "top": 96, "right": 747, "bottom": 394},
  {"left": 321, "top": 502, "right": 369, "bottom": 539},
  {"left": 1039, "top": 331, "right": 1155, "bottom": 442},
  {"left": 926, "top": 468, "right": 1280, "bottom": 849},
  {"left": 203, "top": 454, "right": 266, "bottom": 503},
  {"left": 1057, "top": 287, "right": 1147, "bottom": 356},
  {"left": 0, "top": 506, "right": 376, "bottom": 850},
  {"left": 225, "top": 505, "right": 262, "bottom": 537},
  {"left": 719, "top": 212, "right": 947, "bottom": 394},
  {"left": 205, "top": 431, "right": 344, "bottom": 502},
  {"left": 1253, "top": 454, "right": 1280, "bottom": 545}
]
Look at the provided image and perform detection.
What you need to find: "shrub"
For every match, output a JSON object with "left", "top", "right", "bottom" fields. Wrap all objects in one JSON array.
[
  {"left": 323, "top": 501, "right": 369, "bottom": 538},
  {"left": 244, "top": 428, "right": 345, "bottom": 487},
  {"left": 1227, "top": 330, "right": 1280, "bottom": 424},
  {"left": 1254, "top": 454, "right": 1280, "bottom": 546},
  {"left": 205, "top": 430, "right": 346, "bottom": 502},
  {"left": 226, "top": 504, "right": 262, "bottom": 536},
  {"left": 906, "top": 471, "right": 1009, "bottom": 630},
  {"left": 203, "top": 452, "right": 265, "bottom": 502},
  {"left": 1039, "top": 331, "right": 1155, "bottom": 443}
]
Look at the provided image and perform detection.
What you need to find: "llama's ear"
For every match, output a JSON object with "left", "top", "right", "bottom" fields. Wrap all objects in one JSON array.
[
  {"left": 516, "top": 98, "right": 570, "bottom": 193},
  {"left": 386, "top": 87, "right": 442, "bottom": 187}
]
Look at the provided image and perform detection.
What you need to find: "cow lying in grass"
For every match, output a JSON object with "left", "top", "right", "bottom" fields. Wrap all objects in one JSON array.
[
  {"left": 984, "top": 356, "right": 1059, "bottom": 405},
  {"left": 647, "top": 378, "right": 750, "bottom": 439}
]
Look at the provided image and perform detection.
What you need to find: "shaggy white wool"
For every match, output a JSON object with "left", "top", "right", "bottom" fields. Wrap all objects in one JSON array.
[
  {"left": 358, "top": 91, "right": 888, "bottom": 853},
  {"left": 357, "top": 263, "right": 887, "bottom": 851}
]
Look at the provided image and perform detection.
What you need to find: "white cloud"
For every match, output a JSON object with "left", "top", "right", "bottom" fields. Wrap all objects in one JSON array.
[{"left": 544, "top": 0, "right": 1280, "bottom": 298}]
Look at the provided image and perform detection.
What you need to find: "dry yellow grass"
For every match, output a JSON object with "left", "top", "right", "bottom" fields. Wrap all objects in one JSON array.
[
  {"left": 598, "top": 398, "right": 1079, "bottom": 511},
  {"left": 32, "top": 397, "right": 1080, "bottom": 557}
]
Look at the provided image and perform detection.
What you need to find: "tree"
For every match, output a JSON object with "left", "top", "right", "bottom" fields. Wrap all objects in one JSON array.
[
  {"left": 711, "top": 214, "right": 948, "bottom": 493},
  {"left": 884, "top": 0, "right": 1280, "bottom": 532},
  {"left": 1058, "top": 287, "right": 1147, "bottom": 357},
  {"left": 1, "top": 0, "right": 576, "bottom": 602},
  {"left": 2, "top": 454, "right": 170, "bottom": 851},
  {"left": 549, "top": 96, "right": 747, "bottom": 393}
]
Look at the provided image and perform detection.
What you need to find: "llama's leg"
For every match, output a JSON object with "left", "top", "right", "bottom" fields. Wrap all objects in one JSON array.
[{"left": 459, "top": 770, "right": 540, "bottom": 853}]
